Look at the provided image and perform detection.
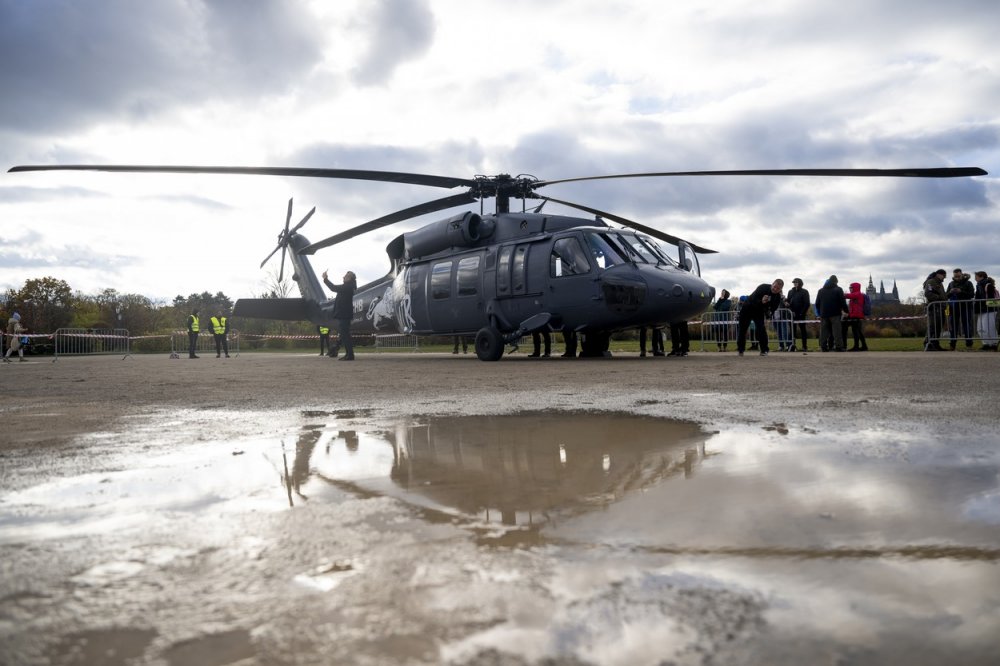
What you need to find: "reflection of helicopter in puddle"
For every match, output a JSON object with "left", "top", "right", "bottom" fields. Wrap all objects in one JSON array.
[
  {"left": 289, "top": 413, "right": 712, "bottom": 533},
  {"left": 10, "top": 163, "right": 985, "bottom": 359}
]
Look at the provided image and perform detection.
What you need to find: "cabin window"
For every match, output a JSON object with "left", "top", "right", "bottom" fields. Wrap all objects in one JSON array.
[
  {"left": 497, "top": 246, "right": 513, "bottom": 294},
  {"left": 586, "top": 232, "right": 626, "bottom": 270},
  {"left": 550, "top": 237, "right": 591, "bottom": 277},
  {"left": 512, "top": 245, "right": 528, "bottom": 294},
  {"left": 431, "top": 261, "right": 452, "bottom": 300},
  {"left": 457, "top": 255, "right": 480, "bottom": 296}
]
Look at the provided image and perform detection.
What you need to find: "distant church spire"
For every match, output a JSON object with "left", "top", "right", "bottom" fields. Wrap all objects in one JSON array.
[{"left": 867, "top": 275, "right": 900, "bottom": 304}]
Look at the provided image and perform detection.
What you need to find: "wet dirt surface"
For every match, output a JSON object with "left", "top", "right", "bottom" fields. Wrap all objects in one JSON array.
[{"left": 1, "top": 352, "right": 999, "bottom": 665}]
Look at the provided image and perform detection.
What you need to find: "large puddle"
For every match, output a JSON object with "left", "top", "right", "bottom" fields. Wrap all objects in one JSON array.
[{"left": 2, "top": 410, "right": 999, "bottom": 664}]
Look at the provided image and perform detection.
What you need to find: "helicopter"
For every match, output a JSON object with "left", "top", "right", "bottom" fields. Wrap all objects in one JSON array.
[{"left": 8, "top": 164, "right": 988, "bottom": 360}]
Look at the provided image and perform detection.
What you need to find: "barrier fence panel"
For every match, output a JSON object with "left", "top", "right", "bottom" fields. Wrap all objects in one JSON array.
[
  {"left": 925, "top": 299, "right": 999, "bottom": 350},
  {"left": 699, "top": 308, "right": 797, "bottom": 351},
  {"left": 171, "top": 330, "right": 241, "bottom": 357},
  {"left": 54, "top": 328, "right": 130, "bottom": 360},
  {"left": 700, "top": 311, "right": 738, "bottom": 350},
  {"left": 374, "top": 334, "right": 420, "bottom": 351}
]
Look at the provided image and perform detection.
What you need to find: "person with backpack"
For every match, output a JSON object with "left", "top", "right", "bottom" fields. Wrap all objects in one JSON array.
[
  {"left": 843, "top": 281, "right": 869, "bottom": 351},
  {"left": 973, "top": 271, "right": 998, "bottom": 351},
  {"left": 923, "top": 269, "right": 948, "bottom": 351}
]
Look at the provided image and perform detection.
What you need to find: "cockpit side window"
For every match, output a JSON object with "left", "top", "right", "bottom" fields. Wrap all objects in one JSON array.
[
  {"left": 550, "top": 237, "right": 591, "bottom": 277},
  {"left": 586, "top": 232, "right": 626, "bottom": 270}
]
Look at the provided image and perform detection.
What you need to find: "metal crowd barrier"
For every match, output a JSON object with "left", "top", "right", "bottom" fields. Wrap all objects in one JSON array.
[
  {"left": 374, "top": 334, "right": 420, "bottom": 351},
  {"left": 925, "top": 299, "right": 999, "bottom": 350},
  {"left": 171, "top": 330, "right": 241, "bottom": 357},
  {"left": 54, "top": 328, "right": 130, "bottom": 360},
  {"left": 699, "top": 308, "right": 796, "bottom": 350}
]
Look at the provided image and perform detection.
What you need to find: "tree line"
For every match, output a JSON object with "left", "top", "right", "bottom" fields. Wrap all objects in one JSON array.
[{"left": 0, "top": 276, "right": 315, "bottom": 339}]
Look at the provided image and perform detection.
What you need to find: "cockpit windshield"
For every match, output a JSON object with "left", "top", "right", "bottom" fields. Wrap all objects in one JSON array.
[
  {"left": 585, "top": 232, "right": 627, "bottom": 269},
  {"left": 637, "top": 237, "right": 680, "bottom": 268},
  {"left": 616, "top": 234, "right": 661, "bottom": 264}
]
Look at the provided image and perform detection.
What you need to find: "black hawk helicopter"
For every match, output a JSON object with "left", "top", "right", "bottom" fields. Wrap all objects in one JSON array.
[{"left": 8, "top": 164, "right": 987, "bottom": 360}]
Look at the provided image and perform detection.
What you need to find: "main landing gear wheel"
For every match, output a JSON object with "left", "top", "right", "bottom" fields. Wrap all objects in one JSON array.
[{"left": 475, "top": 326, "right": 504, "bottom": 361}]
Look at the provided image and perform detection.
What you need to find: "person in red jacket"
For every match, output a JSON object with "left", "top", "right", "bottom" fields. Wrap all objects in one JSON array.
[{"left": 842, "top": 282, "right": 869, "bottom": 351}]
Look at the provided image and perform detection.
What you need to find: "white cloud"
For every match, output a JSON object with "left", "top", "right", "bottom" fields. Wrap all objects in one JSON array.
[{"left": 1, "top": 0, "right": 997, "bottom": 303}]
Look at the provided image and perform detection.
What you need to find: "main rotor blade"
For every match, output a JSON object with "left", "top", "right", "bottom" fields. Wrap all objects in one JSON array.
[
  {"left": 300, "top": 191, "right": 478, "bottom": 254},
  {"left": 535, "top": 167, "right": 988, "bottom": 188},
  {"left": 8, "top": 164, "right": 477, "bottom": 189},
  {"left": 290, "top": 206, "right": 316, "bottom": 234},
  {"left": 536, "top": 194, "right": 717, "bottom": 254},
  {"left": 259, "top": 243, "right": 282, "bottom": 269}
]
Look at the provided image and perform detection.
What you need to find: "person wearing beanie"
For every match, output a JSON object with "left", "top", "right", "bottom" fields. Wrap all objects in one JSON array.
[
  {"left": 946, "top": 268, "right": 975, "bottom": 350},
  {"left": 736, "top": 279, "right": 784, "bottom": 356},
  {"left": 923, "top": 269, "right": 948, "bottom": 351},
  {"left": 815, "top": 275, "right": 848, "bottom": 352},
  {"left": 786, "top": 278, "right": 811, "bottom": 352}
]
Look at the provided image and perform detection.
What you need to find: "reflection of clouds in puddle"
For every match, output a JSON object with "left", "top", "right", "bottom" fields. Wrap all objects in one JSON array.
[
  {"left": 1, "top": 434, "right": 290, "bottom": 542},
  {"left": 441, "top": 562, "right": 761, "bottom": 666},
  {"left": 963, "top": 487, "right": 1000, "bottom": 525},
  {"left": 293, "top": 559, "right": 361, "bottom": 593},
  {"left": 681, "top": 554, "right": 1000, "bottom": 654}
]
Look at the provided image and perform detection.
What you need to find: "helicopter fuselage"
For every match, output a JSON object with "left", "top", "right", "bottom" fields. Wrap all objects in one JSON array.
[
  {"left": 239, "top": 211, "right": 714, "bottom": 359},
  {"left": 344, "top": 212, "right": 715, "bottom": 357}
]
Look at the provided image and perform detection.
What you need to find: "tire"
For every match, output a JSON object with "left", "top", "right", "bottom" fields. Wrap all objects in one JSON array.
[{"left": 475, "top": 326, "right": 504, "bottom": 361}]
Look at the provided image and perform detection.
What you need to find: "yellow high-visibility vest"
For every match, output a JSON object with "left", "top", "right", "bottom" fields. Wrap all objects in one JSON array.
[
  {"left": 189, "top": 315, "right": 200, "bottom": 332},
  {"left": 319, "top": 326, "right": 330, "bottom": 334},
  {"left": 210, "top": 316, "right": 226, "bottom": 335}
]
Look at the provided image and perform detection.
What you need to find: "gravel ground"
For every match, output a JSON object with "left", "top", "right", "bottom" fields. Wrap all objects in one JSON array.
[{"left": 1, "top": 350, "right": 998, "bottom": 666}]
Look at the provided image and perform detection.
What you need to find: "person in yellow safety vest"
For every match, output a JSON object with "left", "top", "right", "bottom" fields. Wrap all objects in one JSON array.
[
  {"left": 211, "top": 311, "right": 230, "bottom": 358},
  {"left": 317, "top": 324, "right": 332, "bottom": 356},
  {"left": 187, "top": 308, "right": 201, "bottom": 359}
]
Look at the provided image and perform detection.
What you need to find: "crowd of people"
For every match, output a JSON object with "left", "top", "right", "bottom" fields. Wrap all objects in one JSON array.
[{"left": 705, "top": 268, "right": 998, "bottom": 355}]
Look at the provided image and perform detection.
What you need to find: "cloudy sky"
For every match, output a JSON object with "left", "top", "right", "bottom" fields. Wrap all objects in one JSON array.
[{"left": 1, "top": 0, "right": 997, "bottom": 307}]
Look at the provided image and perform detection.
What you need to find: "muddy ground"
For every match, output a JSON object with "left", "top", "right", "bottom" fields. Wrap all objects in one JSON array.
[
  {"left": 1, "top": 350, "right": 999, "bottom": 665},
  {"left": 2, "top": 350, "right": 998, "bottom": 451}
]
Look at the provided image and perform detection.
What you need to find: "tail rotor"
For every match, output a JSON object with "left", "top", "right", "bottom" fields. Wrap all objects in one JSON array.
[{"left": 260, "top": 198, "right": 317, "bottom": 281}]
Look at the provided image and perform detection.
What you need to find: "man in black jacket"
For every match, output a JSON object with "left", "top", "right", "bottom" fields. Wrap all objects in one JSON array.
[
  {"left": 815, "top": 275, "right": 848, "bottom": 352},
  {"left": 786, "top": 278, "right": 811, "bottom": 352},
  {"left": 323, "top": 270, "right": 358, "bottom": 361},
  {"left": 737, "top": 279, "right": 784, "bottom": 356}
]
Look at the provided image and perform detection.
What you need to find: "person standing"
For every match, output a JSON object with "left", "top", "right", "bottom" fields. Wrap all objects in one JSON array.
[
  {"left": 318, "top": 325, "right": 331, "bottom": 356},
  {"left": 668, "top": 320, "right": 690, "bottom": 356},
  {"left": 973, "top": 271, "right": 998, "bottom": 351},
  {"left": 187, "top": 308, "right": 201, "bottom": 359},
  {"left": 323, "top": 270, "right": 357, "bottom": 361},
  {"left": 529, "top": 330, "right": 551, "bottom": 357},
  {"left": 210, "top": 310, "right": 230, "bottom": 358},
  {"left": 638, "top": 326, "right": 664, "bottom": 357},
  {"left": 3, "top": 312, "right": 26, "bottom": 363},
  {"left": 815, "top": 276, "right": 848, "bottom": 352},
  {"left": 843, "top": 282, "right": 869, "bottom": 351},
  {"left": 561, "top": 329, "right": 577, "bottom": 358},
  {"left": 712, "top": 290, "right": 733, "bottom": 351},
  {"left": 946, "top": 268, "right": 975, "bottom": 350},
  {"left": 923, "top": 269, "right": 948, "bottom": 351},
  {"left": 786, "top": 278, "right": 811, "bottom": 352},
  {"left": 736, "top": 279, "right": 784, "bottom": 356},
  {"left": 453, "top": 336, "right": 469, "bottom": 355}
]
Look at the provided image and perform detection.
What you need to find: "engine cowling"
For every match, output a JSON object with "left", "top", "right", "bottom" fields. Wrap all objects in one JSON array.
[{"left": 402, "top": 212, "right": 494, "bottom": 259}]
